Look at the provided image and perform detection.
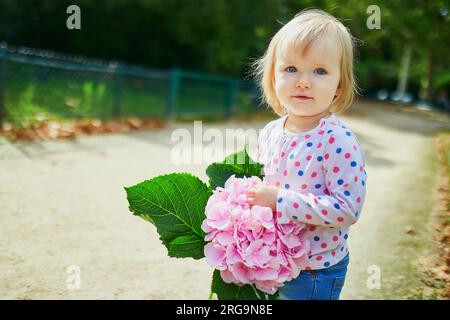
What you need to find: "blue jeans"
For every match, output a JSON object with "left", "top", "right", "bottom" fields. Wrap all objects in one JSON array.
[{"left": 278, "top": 253, "right": 350, "bottom": 300}]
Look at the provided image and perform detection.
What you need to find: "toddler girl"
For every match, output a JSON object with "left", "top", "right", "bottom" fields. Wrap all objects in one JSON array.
[{"left": 247, "top": 9, "right": 367, "bottom": 300}]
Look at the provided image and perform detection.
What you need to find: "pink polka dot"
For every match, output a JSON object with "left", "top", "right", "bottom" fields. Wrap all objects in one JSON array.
[
  {"left": 324, "top": 153, "right": 329, "bottom": 160},
  {"left": 313, "top": 198, "right": 318, "bottom": 205},
  {"left": 281, "top": 152, "right": 285, "bottom": 157},
  {"left": 317, "top": 142, "right": 322, "bottom": 148},
  {"left": 329, "top": 137, "right": 335, "bottom": 144},
  {"left": 360, "top": 166, "right": 364, "bottom": 172},
  {"left": 311, "top": 172, "right": 317, "bottom": 178},
  {"left": 321, "top": 243, "right": 327, "bottom": 248},
  {"left": 290, "top": 141, "right": 297, "bottom": 147},
  {"left": 309, "top": 226, "right": 316, "bottom": 232},
  {"left": 321, "top": 209, "right": 328, "bottom": 215},
  {"left": 337, "top": 217, "right": 344, "bottom": 222},
  {"left": 318, "top": 130, "right": 325, "bottom": 135},
  {"left": 293, "top": 202, "right": 299, "bottom": 209},
  {"left": 353, "top": 145, "right": 357, "bottom": 151},
  {"left": 305, "top": 266, "right": 312, "bottom": 270},
  {"left": 305, "top": 214, "right": 312, "bottom": 220},
  {"left": 357, "top": 197, "right": 361, "bottom": 203},
  {"left": 306, "top": 155, "right": 312, "bottom": 161},
  {"left": 345, "top": 248, "right": 348, "bottom": 253},
  {"left": 331, "top": 251, "right": 336, "bottom": 256},
  {"left": 333, "top": 166, "right": 340, "bottom": 173},
  {"left": 275, "top": 181, "right": 281, "bottom": 187},
  {"left": 283, "top": 170, "right": 287, "bottom": 176},
  {"left": 273, "top": 158, "right": 279, "bottom": 164},
  {"left": 354, "top": 176, "right": 358, "bottom": 182},
  {"left": 305, "top": 134, "right": 311, "bottom": 139},
  {"left": 294, "top": 161, "right": 300, "bottom": 167},
  {"left": 316, "top": 256, "right": 323, "bottom": 261},
  {"left": 277, "top": 211, "right": 283, "bottom": 218},
  {"left": 324, "top": 188, "right": 330, "bottom": 195},
  {"left": 301, "top": 184, "right": 307, "bottom": 189},
  {"left": 328, "top": 181, "right": 331, "bottom": 187},
  {"left": 333, "top": 236, "right": 338, "bottom": 241},
  {"left": 345, "top": 153, "right": 351, "bottom": 159}
]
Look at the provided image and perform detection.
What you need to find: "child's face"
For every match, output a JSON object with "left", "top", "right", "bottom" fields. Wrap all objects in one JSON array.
[{"left": 274, "top": 33, "right": 342, "bottom": 117}]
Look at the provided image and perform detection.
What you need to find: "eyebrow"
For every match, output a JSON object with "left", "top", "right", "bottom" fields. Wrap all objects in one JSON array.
[{"left": 278, "top": 60, "right": 331, "bottom": 68}]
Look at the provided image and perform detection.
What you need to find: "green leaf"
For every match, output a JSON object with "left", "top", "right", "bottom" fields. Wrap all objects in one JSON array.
[
  {"left": 125, "top": 173, "right": 212, "bottom": 260},
  {"left": 211, "top": 270, "right": 279, "bottom": 300},
  {"left": 206, "top": 148, "right": 264, "bottom": 189}
]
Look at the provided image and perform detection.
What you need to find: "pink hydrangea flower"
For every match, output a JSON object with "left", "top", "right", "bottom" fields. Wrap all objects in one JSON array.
[{"left": 202, "top": 175, "right": 310, "bottom": 294}]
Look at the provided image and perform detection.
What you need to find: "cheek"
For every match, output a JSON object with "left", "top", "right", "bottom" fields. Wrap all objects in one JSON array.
[{"left": 275, "top": 76, "right": 294, "bottom": 93}]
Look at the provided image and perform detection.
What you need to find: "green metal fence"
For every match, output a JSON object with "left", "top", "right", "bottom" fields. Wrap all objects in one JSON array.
[{"left": 0, "top": 43, "right": 260, "bottom": 127}]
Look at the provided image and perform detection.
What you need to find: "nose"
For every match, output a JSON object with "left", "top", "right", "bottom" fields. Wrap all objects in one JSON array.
[{"left": 296, "top": 80, "right": 311, "bottom": 89}]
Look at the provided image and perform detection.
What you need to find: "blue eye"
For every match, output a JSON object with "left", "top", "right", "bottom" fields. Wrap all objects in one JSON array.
[
  {"left": 314, "top": 68, "right": 327, "bottom": 75},
  {"left": 285, "top": 66, "right": 297, "bottom": 73}
]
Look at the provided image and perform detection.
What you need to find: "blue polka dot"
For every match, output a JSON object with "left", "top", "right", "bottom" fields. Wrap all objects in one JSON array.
[
  {"left": 325, "top": 221, "right": 330, "bottom": 225},
  {"left": 278, "top": 197, "right": 283, "bottom": 203},
  {"left": 344, "top": 234, "right": 348, "bottom": 240},
  {"left": 314, "top": 236, "right": 320, "bottom": 241},
  {"left": 315, "top": 184, "right": 321, "bottom": 189},
  {"left": 339, "top": 231, "right": 342, "bottom": 236},
  {"left": 327, "top": 130, "right": 333, "bottom": 134},
  {"left": 344, "top": 190, "right": 351, "bottom": 196},
  {"left": 318, "top": 196, "right": 322, "bottom": 200},
  {"left": 336, "top": 147, "right": 342, "bottom": 154},
  {"left": 355, "top": 211, "right": 359, "bottom": 217},
  {"left": 337, "top": 179, "right": 344, "bottom": 185},
  {"left": 285, "top": 184, "right": 290, "bottom": 189},
  {"left": 306, "top": 142, "right": 313, "bottom": 147},
  {"left": 324, "top": 262, "right": 330, "bottom": 267},
  {"left": 346, "top": 132, "right": 352, "bottom": 136},
  {"left": 290, "top": 154, "right": 295, "bottom": 159},
  {"left": 351, "top": 161, "right": 357, "bottom": 167},
  {"left": 362, "top": 180, "right": 365, "bottom": 186},
  {"left": 341, "top": 247, "right": 344, "bottom": 252},
  {"left": 317, "top": 156, "right": 323, "bottom": 161},
  {"left": 298, "top": 170, "right": 304, "bottom": 176},
  {"left": 334, "top": 203, "right": 340, "bottom": 209},
  {"left": 293, "top": 215, "right": 298, "bottom": 220},
  {"left": 307, "top": 203, "right": 312, "bottom": 208}
]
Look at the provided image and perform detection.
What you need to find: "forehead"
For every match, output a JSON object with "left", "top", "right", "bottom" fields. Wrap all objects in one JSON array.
[{"left": 277, "top": 32, "right": 341, "bottom": 67}]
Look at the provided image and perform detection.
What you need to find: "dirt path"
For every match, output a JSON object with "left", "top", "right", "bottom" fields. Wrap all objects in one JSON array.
[{"left": 1, "top": 104, "right": 449, "bottom": 299}]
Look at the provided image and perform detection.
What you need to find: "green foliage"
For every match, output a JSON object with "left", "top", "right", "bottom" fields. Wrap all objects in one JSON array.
[
  {"left": 211, "top": 270, "right": 279, "bottom": 300},
  {"left": 125, "top": 173, "right": 212, "bottom": 259},
  {"left": 206, "top": 148, "right": 264, "bottom": 189}
]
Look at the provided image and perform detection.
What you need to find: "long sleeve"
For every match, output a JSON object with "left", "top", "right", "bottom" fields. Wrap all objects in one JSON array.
[{"left": 275, "top": 131, "right": 367, "bottom": 227}]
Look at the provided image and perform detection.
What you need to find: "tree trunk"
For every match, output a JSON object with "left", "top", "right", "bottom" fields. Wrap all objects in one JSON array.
[
  {"left": 396, "top": 43, "right": 412, "bottom": 103},
  {"left": 419, "top": 48, "right": 435, "bottom": 103}
]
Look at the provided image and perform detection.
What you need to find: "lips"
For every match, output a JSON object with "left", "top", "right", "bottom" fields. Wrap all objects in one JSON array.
[{"left": 293, "top": 95, "right": 313, "bottom": 101}]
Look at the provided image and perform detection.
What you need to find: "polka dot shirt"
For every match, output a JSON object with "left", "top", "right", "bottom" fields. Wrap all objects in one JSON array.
[{"left": 257, "top": 113, "right": 367, "bottom": 270}]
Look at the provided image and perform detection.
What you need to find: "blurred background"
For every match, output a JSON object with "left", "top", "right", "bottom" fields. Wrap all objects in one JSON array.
[{"left": 0, "top": 0, "right": 449, "bottom": 129}]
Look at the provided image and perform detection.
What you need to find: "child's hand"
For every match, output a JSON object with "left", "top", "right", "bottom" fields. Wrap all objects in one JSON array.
[{"left": 247, "top": 184, "right": 279, "bottom": 212}]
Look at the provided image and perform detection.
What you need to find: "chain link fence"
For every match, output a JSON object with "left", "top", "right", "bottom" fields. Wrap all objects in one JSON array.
[{"left": 0, "top": 43, "right": 265, "bottom": 127}]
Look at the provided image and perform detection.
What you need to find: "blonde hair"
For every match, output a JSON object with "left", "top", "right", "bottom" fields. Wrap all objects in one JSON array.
[{"left": 250, "top": 9, "right": 359, "bottom": 116}]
